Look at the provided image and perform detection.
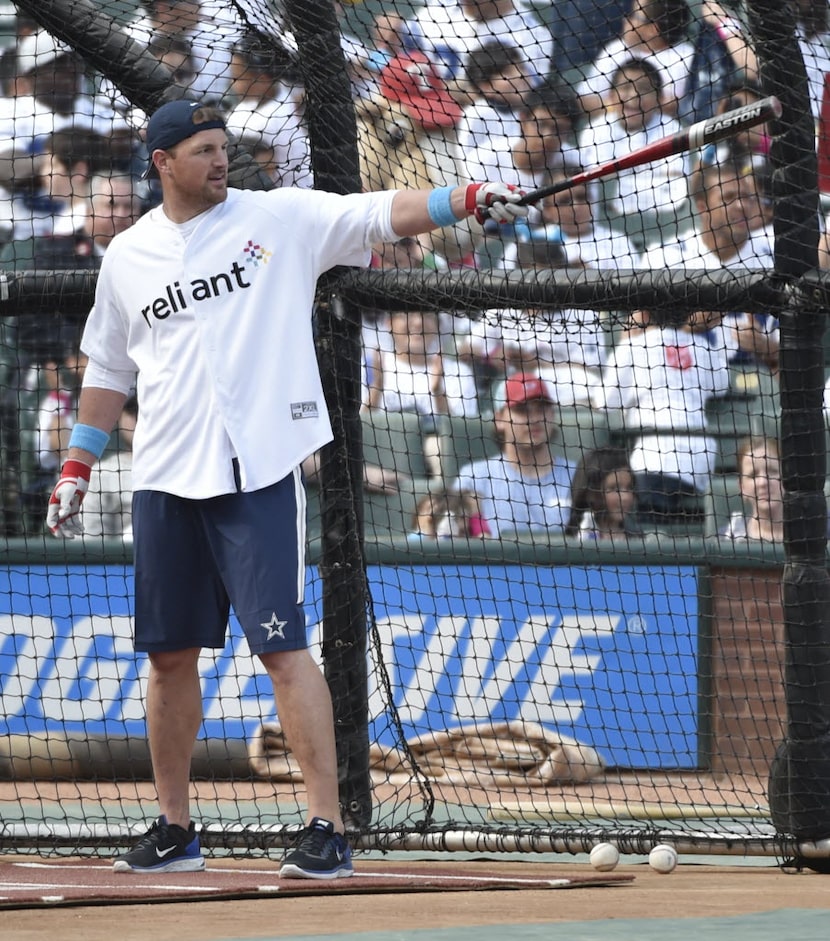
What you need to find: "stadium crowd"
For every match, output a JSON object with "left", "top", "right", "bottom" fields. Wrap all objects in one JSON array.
[{"left": 0, "top": 0, "right": 824, "bottom": 540}]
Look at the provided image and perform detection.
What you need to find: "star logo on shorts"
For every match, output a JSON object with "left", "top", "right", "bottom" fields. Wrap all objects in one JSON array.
[{"left": 261, "top": 612, "right": 287, "bottom": 641}]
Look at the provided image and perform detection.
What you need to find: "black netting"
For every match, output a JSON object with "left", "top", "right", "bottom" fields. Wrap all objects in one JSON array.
[{"left": 0, "top": 0, "right": 828, "bottom": 867}]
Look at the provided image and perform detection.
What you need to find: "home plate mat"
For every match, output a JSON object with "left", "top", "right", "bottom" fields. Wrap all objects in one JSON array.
[{"left": 0, "top": 858, "right": 634, "bottom": 909}]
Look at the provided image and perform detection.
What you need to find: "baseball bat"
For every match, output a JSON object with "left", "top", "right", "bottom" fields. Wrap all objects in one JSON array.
[{"left": 517, "top": 95, "right": 783, "bottom": 207}]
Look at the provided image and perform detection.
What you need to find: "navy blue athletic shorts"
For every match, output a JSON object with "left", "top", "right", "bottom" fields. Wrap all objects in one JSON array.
[{"left": 131, "top": 466, "right": 308, "bottom": 655}]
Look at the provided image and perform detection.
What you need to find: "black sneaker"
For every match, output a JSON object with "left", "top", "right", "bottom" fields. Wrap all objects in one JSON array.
[
  {"left": 279, "top": 817, "right": 354, "bottom": 880},
  {"left": 113, "top": 816, "right": 206, "bottom": 873}
]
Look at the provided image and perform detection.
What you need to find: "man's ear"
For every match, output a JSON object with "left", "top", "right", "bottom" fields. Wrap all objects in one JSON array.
[{"left": 154, "top": 150, "right": 169, "bottom": 176}]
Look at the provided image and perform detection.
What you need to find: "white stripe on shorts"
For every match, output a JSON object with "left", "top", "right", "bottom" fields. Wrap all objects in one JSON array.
[{"left": 292, "top": 464, "right": 307, "bottom": 604}]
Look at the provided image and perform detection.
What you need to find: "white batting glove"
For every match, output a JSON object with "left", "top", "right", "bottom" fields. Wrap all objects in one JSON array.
[
  {"left": 465, "top": 182, "right": 529, "bottom": 225},
  {"left": 47, "top": 460, "right": 92, "bottom": 538}
]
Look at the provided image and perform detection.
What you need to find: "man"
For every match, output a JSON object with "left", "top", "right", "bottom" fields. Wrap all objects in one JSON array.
[
  {"left": 453, "top": 372, "right": 576, "bottom": 536},
  {"left": 640, "top": 150, "right": 778, "bottom": 373},
  {"left": 127, "top": 0, "right": 238, "bottom": 102},
  {"left": 590, "top": 307, "right": 731, "bottom": 524},
  {"left": 46, "top": 98, "right": 526, "bottom": 878},
  {"left": 0, "top": 29, "right": 132, "bottom": 163},
  {"left": 224, "top": 30, "right": 312, "bottom": 188},
  {"left": 404, "top": 0, "right": 554, "bottom": 91},
  {"left": 82, "top": 172, "right": 144, "bottom": 258}
]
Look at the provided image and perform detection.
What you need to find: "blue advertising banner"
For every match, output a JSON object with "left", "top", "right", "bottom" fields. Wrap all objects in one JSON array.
[{"left": 0, "top": 564, "right": 699, "bottom": 768}]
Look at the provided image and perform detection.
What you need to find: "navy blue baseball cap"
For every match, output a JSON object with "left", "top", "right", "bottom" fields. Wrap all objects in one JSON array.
[{"left": 143, "top": 100, "right": 227, "bottom": 178}]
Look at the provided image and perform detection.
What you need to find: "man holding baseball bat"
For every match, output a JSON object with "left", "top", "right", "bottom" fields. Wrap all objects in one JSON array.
[{"left": 45, "top": 99, "right": 528, "bottom": 877}]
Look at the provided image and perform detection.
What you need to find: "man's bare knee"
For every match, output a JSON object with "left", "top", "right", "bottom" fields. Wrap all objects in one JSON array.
[{"left": 149, "top": 647, "right": 201, "bottom": 677}]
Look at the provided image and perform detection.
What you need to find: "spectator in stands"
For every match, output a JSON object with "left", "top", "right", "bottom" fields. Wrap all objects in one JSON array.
[
  {"left": 362, "top": 236, "right": 441, "bottom": 407},
  {"left": 409, "top": 488, "right": 491, "bottom": 539},
  {"left": 457, "top": 42, "right": 533, "bottom": 153},
  {"left": 366, "top": 10, "right": 409, "bottom": 73},
  {"left": 21, "top": 345, "right": 87, "bottom": 531},
  {"left": 712, "top": 78, "right": 772, "bottom": 174},
  {"left": 453, "top": 372, "right": 576, "bottom": 537},
  {"left": 577, "top": 56, "right": 690, "bottom": 250},
  {"left": 679, "top": 1, "right": 759, "bottom": 124},
  {"left": 520, "top": 167, "right": 643, "bottom": 271},
  {"left": 403, "top": 0, "right": 554, "bottom": 93},
  {"left": 591, "top": 308, "right": 730, "bottom": 525},
  {"left": 224, "top": 31, "right": 312, "bottom": 188},
  {"left": 82, "top": 395, "right": 138, "bottom": 539},
  {"left": 547, "top": 0, "right": 630, "bottom": 76},
  {"left": 565, "top": 445, "right": 641, "bottom": 540},
  {"left": 82, "top": 171, "right": 144, "bottom": 257},
  {"left": 575, "top": 0, "right": 694, "bottom": 122},
  {"left": 641, "top": 148, "right": 779, "bottom": 374},
  {"left": 0, "top": 168, "right": 141, "bottom": 268},
  {"left": 374, "top": 50, "right": 480, "bottom": 267},
  {"left": 366, "top": 309, "right": 480, "bottom": 419},
  {"left": 719, "top": 434, "right": 783, "bottom": 542},
  {"left": 0, "top": 127, "right": 114, "bottom": 249},
  {"left": 465, "top": 81, "right": 582, "bottom": 200},
  {"left": 127, "top": 1, "right": 236, "bottom": 103},
  {"left": 1, "top": 168, "right": 141, "bottom": 522},
  {"left": 465, "top": 166, "right": 640, "bottom": 404},
  {"left": 376, "top": 48, "right": 464, "bottom": 187},
  {"left": 147, "top": 34, "right": 198, "bottom": 95},
  {"left": 0, "top": 29, "right": 132, "bottom": 163}
]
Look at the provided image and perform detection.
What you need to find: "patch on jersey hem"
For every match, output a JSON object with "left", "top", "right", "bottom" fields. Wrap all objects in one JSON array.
[{"left": 291, "top": 401, "right": 319, "bottom": 420}]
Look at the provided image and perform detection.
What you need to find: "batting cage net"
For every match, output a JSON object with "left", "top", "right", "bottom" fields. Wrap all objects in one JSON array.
[{"left": 1, "top": 0, "right": 830, "bottom": 869}]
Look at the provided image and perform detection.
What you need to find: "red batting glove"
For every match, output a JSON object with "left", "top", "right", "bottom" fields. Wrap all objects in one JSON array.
[
  {"left": 47, "top": 460, "right": 92, "bottom": 538},
  {"left": 465, "top": 182, "right": 529, "bottom": 224}
]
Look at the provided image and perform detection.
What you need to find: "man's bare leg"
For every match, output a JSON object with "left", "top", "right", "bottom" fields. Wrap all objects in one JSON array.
[
  {"left": 146, "top": 647, "right": 203, "bottom": 829},
  {"left": 259, "top": 648, "right": 344, "bottom": 831}
]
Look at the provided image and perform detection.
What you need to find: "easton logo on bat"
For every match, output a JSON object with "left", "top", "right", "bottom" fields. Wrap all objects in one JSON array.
[{"left": 705, "top": 103, "right": 764, "bottom": 133}]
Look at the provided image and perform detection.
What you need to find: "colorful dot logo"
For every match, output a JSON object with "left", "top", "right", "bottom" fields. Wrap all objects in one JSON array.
[{"left": 242, "top": 239, "right": 272, "bottom": 267}]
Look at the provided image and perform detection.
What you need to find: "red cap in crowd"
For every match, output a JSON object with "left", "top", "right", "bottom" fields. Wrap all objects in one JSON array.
[{"left": 379, "top": 52, "right": 462, "bottom": 131}]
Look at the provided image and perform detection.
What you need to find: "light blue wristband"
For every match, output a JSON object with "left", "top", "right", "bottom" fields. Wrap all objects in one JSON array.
[
  {"left": 69, "top": 423, "right": 110, "bottom": 459},
  {"left": 427, "top": 186, "right": 459, "bottom": 228}
]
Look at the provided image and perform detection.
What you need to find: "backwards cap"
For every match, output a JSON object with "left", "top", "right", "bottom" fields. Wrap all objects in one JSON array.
[{"left": 143, "top": 100, "right": 227, "bottom": 178}]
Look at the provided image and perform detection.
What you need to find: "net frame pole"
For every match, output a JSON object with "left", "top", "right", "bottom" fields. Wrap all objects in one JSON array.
[
  {"left": 747, "top": 0, "right": 830, "bottom": 842},
  {"left": 283, "top": 0, "right": 372, "bottom": 829}
]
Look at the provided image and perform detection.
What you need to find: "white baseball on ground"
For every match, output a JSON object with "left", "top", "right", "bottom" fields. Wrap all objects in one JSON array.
[
  {"left": 648, "top": 843, "right": 678, "bottom": 873},
  {"left": 589, "top": 842, "right": 620, "bottom": 872}
]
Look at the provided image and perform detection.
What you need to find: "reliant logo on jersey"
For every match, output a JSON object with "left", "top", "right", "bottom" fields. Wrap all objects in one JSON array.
[{"left": 139, "top": 240, "right": 273, "bottom": 327}]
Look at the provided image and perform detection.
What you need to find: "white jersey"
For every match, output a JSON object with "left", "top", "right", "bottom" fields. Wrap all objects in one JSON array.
[
  {"left": 592, "top": 325, "right": 730, "bottom": 489},
  {"left": 376, "top": 349, "right": 480, "bottom": 418},
  {"left": 578, "top": 110, "right": 688, "bottom": 221},
  {"left": 82, "top": 187, "right": 397, "bottom": 499},
  {"left": 641, "top": 225, "right": 776, "bottom": 362}
]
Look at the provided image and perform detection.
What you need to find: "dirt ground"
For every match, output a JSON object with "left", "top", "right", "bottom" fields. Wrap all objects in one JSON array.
[{"left": 4, "top": 857, "right": 829, "bottom": 941}]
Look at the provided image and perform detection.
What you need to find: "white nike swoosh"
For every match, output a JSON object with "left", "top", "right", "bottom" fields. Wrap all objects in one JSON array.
[{"left": 156, "top": 845, "right": 177, "bottom": 858}]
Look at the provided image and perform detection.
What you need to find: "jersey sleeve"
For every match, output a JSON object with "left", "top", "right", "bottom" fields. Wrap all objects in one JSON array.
[
  {"left": 79, "top": 248, "right": 137, "bottom": 375},
  {"left": 260, "top": 188, "right": 398, "bottom": 272}
]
